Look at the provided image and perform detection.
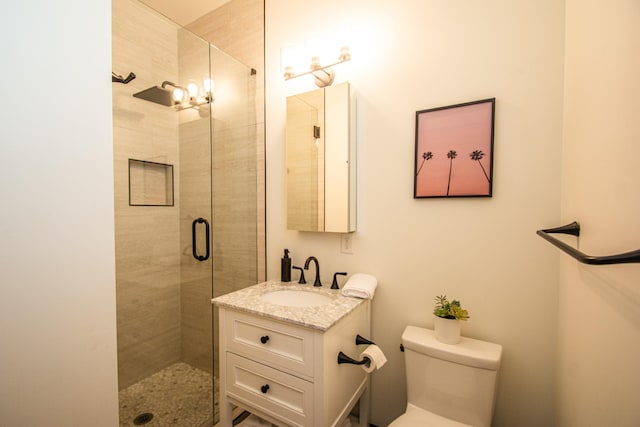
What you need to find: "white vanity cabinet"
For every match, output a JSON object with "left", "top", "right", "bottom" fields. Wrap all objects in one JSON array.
[{"left": 216, "top": 287, "right": 371, "bottom": 427}]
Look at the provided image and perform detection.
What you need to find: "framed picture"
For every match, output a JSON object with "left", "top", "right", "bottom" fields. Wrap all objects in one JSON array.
[{"left": 414, "top": 98, "right": 495, "bottom": 198}]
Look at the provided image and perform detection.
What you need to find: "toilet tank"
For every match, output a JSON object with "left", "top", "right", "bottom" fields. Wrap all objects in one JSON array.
[{"left": 402, "top": 326, "right": 502, "bottom": 427}]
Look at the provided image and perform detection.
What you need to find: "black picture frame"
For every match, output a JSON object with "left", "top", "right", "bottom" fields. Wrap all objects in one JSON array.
[{"left": 414, "top": 98, "right": 495, "bottom": 198}]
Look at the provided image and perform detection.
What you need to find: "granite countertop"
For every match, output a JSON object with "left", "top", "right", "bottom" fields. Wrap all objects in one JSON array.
[{"left": 211, "top": 280, "right": 367, "bottom": 331}]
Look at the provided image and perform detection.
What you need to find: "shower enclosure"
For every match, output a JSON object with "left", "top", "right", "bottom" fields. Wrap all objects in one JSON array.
[{"left": 112, "top": 0, "right": 261, "bottom": 425}]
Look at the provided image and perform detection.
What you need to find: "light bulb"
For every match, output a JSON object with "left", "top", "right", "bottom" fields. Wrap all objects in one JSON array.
[
  {"left": 310, "top": 56, "right": 322, "bottom": 70},
  {"left": 284, "top": 66, "right": 295, "bottom": 79},
  {"left": 203, "top": 78, "right": 214, "bottom": 93},
  {"left": 187, "top": 83, "right": 199, "bottom": 98},
  {"left": 339, "top": 46, "right": 351, "bottom": 62},
  {"left": 172, "top": 88, "right": 184, "bottom": 103}
]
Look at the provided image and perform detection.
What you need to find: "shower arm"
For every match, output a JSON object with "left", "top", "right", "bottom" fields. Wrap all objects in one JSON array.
[{"left": 161, "top": 81, "right": 187, "bottom": 93}]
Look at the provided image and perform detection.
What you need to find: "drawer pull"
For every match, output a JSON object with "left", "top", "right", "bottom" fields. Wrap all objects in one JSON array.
[
  {"left": 260, "top": 335, "right": 270, "bottom": 344},
  {"left": 261, "top": 384, "right": 270, "bottom": 394}
]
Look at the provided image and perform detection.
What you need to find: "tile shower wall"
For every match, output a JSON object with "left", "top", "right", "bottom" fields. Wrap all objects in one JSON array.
[{"left": 112, "top": 0, "right": 181, "bottom": 389}]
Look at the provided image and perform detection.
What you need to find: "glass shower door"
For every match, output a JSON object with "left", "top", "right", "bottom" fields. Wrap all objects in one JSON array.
[{"left": 208, "top": 44, "right": 259, "bottom": 425}]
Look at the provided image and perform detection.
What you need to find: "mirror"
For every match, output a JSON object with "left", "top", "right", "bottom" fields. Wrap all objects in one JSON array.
[{"left": 286, "top": 82, "right": 356, "bottom": 232}]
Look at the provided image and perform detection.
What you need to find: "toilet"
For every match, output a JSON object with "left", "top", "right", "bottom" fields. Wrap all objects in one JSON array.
[{"left": 389, "top": 325, "right": 502, "bottom": 427}]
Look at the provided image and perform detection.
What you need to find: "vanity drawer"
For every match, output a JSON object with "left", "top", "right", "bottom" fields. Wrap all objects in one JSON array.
[
  {"left": 225, "top": 310, "right": 316, "bottom": 379},
  {"left": 226, "top": 353, "right": 314, "bottom": 427}
]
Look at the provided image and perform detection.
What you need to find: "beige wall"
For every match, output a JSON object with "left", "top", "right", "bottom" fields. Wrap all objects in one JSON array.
[
  {"left": 266, "top": 1, "right": 564, "bottom": 425},
  {"left": 0, "top": 0, "right": 119, "bottom": 425},
  {"left": 557, "top": 1, "right": 640, "bottom": 426},
  {"left": 112, "top": 0, "right": 182, "bottom": 388}
]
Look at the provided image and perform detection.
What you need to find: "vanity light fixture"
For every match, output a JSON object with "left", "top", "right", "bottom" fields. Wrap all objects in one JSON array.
[
  {"left": 174, "top": 79, "right": 213, "bottom": 110},
  {"left": 283, "top": 46, "right": 351, "bottom": 88}
]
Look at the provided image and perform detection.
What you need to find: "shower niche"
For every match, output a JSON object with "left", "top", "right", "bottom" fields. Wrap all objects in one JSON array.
[{"left": 128, "top": 159, "right": 174, "bottom": 206}]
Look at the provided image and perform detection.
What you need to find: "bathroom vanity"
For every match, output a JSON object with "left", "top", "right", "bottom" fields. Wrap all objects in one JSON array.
[{"left": 213, "top": 281, "right": 371, "bottom": 427}]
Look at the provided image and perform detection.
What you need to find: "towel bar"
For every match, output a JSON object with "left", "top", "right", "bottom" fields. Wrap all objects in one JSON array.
[{"left": 536, "top": 221, "right": 640, "bottom": 265}]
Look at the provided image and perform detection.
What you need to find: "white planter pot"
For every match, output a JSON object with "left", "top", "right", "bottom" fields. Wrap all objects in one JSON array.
[{"left": 434, "top": 315, "right": 461, "bottom": 344}]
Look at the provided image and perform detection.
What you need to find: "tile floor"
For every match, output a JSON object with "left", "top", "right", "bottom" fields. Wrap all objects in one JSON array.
[{"left": 118, "top": 362, "right": 216, "bottom": 427}]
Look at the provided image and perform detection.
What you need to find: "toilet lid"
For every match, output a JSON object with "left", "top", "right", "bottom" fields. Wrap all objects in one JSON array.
[{"left": 389, "top": 404, "right": 472, "bottom": 427}]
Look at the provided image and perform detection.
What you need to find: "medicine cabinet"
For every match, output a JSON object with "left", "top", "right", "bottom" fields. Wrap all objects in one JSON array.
[{"left": 285, "top": 82, "right": 356, "bottom": 232}]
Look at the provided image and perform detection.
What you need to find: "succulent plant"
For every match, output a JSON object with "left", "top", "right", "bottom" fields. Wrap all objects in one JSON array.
[{"left": 433, "top": 295, "right": 470, "bottom": 321}]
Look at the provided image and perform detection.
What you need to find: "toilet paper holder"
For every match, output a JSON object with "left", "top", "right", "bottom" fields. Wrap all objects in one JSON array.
[
  {"left": 337, "top": 351, "right": 371, "bottom": 367},
  {"left": 337, "top": 334, "right": 376, "bottom": 366},
  {"left": 355, "top": 334, "right": 375, "bottom": 346}
]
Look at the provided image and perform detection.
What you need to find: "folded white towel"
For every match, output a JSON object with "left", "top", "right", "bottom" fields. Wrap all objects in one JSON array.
[{"left": 341, "top": 273, "right": 378, "bottom": 299}]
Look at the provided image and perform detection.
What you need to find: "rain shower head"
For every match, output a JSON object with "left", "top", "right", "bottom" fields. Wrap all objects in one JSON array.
[
  {"left": 133, "top": 81, "right": 186, "bottom": 107},
  {"left": 133, "top": 84, "right": 174, "bottom": 106}
]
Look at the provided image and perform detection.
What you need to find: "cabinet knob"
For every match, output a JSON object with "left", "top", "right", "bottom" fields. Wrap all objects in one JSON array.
[
  {"left": 260, "top": 335, "right": 269, "bottom": 344},
  {"left": 261, "top": 384, "right": 270, "bottom": 394}
]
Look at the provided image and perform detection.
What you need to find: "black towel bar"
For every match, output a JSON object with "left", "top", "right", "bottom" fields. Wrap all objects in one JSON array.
[{"left": 536, "top": 221, "right": 640, "bottom": 265}]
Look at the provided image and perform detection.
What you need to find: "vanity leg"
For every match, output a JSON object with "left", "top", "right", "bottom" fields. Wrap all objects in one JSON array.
[
  {"left": 219, "top": 398, "right": 233, "bottom": 427},
  {"left": 218, "top": 308, "right": 233, "bottom": 427},
  {"left": 357, "top": 381, "right": 370, "bottom": 427}
]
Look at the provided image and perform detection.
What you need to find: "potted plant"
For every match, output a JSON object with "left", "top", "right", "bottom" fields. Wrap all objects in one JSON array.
[{"left": 433, "top": 295, "right": 470, "bottom": 344}]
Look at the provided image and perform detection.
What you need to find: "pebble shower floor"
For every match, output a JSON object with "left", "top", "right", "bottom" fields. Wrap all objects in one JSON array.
[{"left": 118, "top": 362, "right": 217, "bottom": 427}]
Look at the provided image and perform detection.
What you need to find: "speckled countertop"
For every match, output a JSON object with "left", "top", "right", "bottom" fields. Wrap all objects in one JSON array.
[{"left": 211, "top": 281, "right": 368, "bottom": 331}]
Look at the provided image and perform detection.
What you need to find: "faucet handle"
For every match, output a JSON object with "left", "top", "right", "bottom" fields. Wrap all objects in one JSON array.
[
  {"left": 331, "top": 272, "right": 347, "bottom": 289},
  {"left": 293, "top": 266, "right": 306, "bottom": 284}
]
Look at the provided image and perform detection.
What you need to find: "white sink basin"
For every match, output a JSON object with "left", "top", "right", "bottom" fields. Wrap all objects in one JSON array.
[{"left": 261, "top": 289, "right": 333, "bottom": 307}]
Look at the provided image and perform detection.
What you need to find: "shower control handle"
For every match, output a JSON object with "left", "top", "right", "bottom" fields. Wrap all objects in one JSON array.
[
  {"left": 260, "top": 335, "right": 269, "bottom": 344},
  {"left": 261, "top": 384, "right": 270, "bottom": 394},
  {"left": 191, "top": 218, "right": 210, "bottom": 262}
]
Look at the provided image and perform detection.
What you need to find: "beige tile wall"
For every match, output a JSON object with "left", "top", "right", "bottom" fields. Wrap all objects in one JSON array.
[{"left": 112, "top": 0, "right": 182, "bottom": 389}]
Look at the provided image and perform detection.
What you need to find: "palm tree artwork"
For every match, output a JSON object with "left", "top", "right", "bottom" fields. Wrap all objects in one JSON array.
[
  {"left": 416, "top": 151, "right": 433, "bottom": 177},
  {"left": 446, "top": 150, "right": 457, "bottom": 195},
  {"left": 414, "top": 98, "right": 494, "bottom": 198},
  {"left": 470, "top": 150, "right": 490, "bottom": 183}
]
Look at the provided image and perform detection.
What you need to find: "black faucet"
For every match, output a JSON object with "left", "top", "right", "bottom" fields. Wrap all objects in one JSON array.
[
  {"left": 304, "top": 256, "right": 322, "bottom": 287},
  {"left": 292, "top": 266, "right": 306, "bottom": 284},
  {"left": 331, "top": 272, "right": 347, "bottom": 289}
]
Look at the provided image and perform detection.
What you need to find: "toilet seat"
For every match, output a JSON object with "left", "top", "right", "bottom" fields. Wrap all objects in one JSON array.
[{"left": 389, "top": 404, "right": 471, "bottom": 427}]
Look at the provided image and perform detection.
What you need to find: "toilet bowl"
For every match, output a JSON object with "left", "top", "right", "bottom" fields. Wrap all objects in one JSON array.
[{"left": 389, "top": 326, "right": 502, "bottom": 427}]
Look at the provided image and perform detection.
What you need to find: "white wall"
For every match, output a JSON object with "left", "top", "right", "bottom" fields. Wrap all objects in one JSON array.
[
  {"left": 0, "top": 1, "right": 119, "bottom": 426},
  {"left": 266, "top": 1, "right": 564, "bottom": 425},
  {"left": 557, "top": 1, "right": 640, "bottom": 426}
]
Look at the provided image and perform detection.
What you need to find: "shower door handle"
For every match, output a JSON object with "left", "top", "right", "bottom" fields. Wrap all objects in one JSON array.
[{"left": 192, "top": 218, "right": 210, "bottom": 262}]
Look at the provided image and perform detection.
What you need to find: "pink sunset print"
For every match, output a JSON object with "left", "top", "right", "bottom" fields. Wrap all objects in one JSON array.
[{"left": 414, "top": 99, "right": 494, "bottom": 198}]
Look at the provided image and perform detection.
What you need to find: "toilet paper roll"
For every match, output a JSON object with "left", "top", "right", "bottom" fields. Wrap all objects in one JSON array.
[{"left": 360, "top": 344, "right": 387, "bottom": 373}]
